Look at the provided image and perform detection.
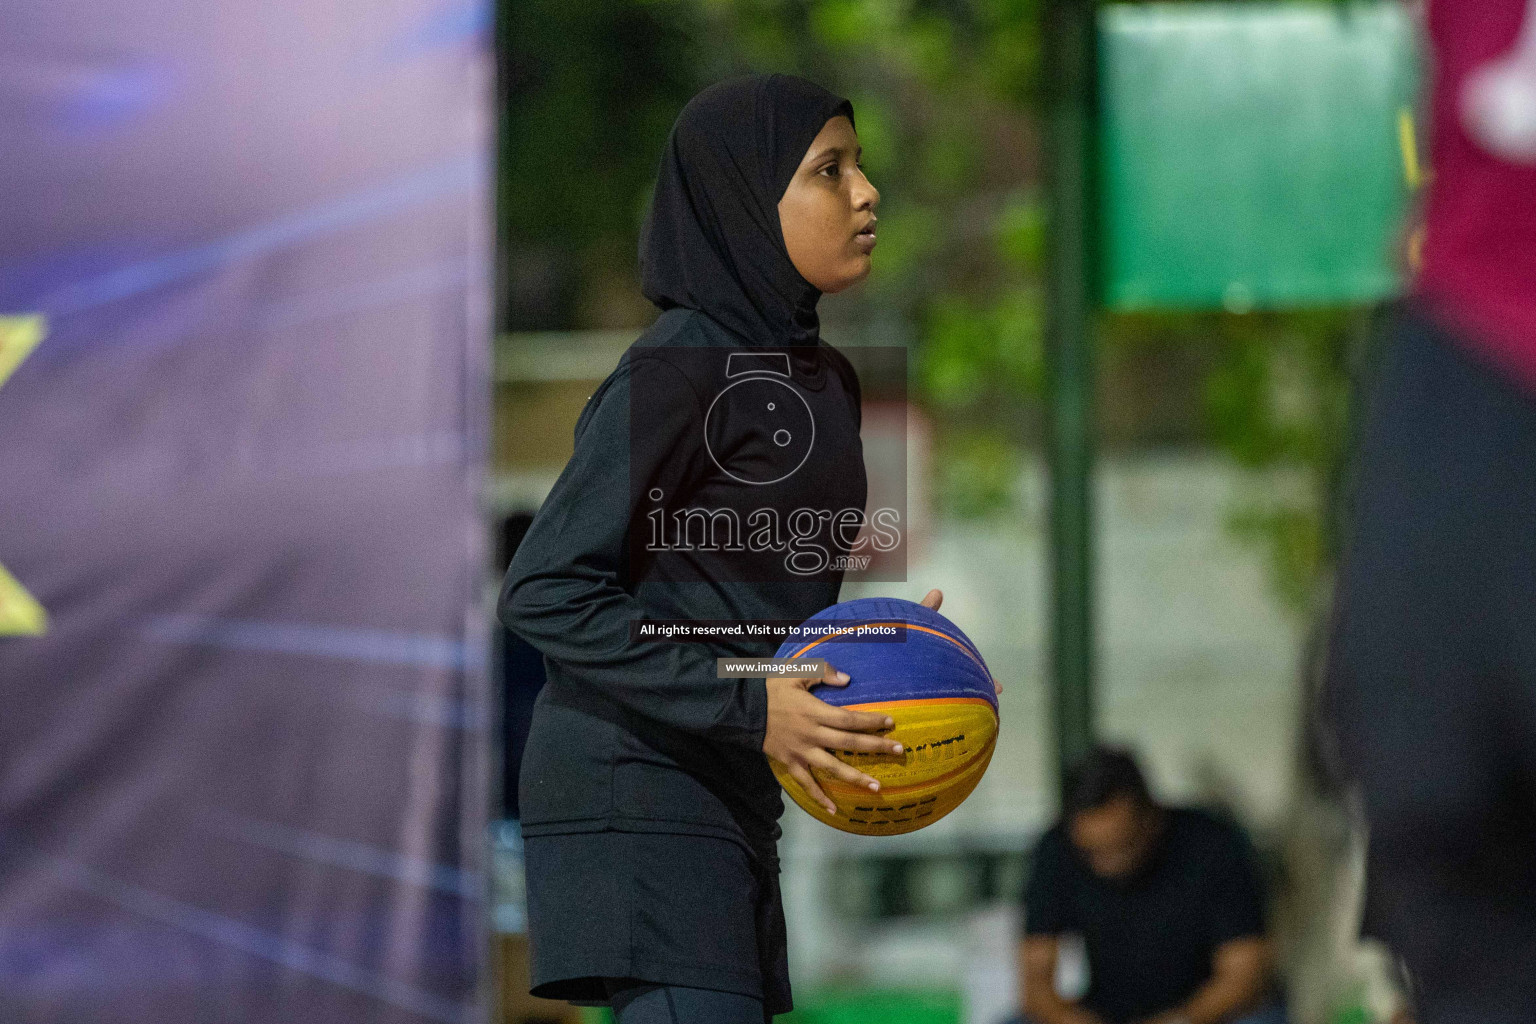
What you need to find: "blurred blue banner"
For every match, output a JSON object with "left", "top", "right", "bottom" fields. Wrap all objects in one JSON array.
[{"left": 0, "top": 1, "right": 492, "bottom": 1020}]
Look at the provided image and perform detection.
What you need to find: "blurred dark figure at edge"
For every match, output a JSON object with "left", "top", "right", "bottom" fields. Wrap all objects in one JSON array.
[
  {"left": 498, "top": 511, "right": 545, "bottom": 819},
  {"left": 1006, "top": 747, "right": 1285, "bottom": 1024},
  {"left": 1321, "top": 4, "right": 1536, "bottom": 1024}
]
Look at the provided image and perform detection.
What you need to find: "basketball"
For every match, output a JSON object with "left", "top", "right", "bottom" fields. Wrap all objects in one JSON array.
[{"left": 770, "top": 596, "right": 1000, "bottom": 836}]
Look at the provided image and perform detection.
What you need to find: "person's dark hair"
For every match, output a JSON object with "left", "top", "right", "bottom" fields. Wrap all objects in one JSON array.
[{"left": 1062, "top": 745, "right": 1154, "bottom": 816}]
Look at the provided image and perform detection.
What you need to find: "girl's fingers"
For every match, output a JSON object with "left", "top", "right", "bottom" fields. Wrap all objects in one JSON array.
[
  {"left": 817, "top": 726, "right": 902, "bottom": 755},
  {"left": 921, "top": 588, "right": 942, "bottom": 610},
  {"left": 821, "top": 705, "right": 893, "bottom": 733},
  {"left": 787, "top": 761, "right": 837, "bottom": 815},
  {"left": 783, "top": 665, "right": 847, "bottom": 689},
  {"left": 807, "top": 748, "right": 880, "bottom": 793}
]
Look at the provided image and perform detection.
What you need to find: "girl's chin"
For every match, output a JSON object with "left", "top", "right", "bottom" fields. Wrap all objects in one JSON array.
[{"left": 814, "top": 257, "right": 872, "bottom": 295}]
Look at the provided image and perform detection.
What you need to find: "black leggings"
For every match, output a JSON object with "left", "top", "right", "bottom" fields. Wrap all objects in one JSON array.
[{"left": 602, "top": 978, "right": 767, "bottom": 1024}]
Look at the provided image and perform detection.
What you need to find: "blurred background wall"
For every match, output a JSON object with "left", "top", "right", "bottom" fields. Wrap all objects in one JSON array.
[{"left": 0, "top": 1, "right": 493, "bottom": 1020}]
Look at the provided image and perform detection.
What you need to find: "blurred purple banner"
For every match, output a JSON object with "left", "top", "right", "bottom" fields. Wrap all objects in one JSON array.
[{"left": 0, "top": 1, "right": 492, "bottom": 1021}]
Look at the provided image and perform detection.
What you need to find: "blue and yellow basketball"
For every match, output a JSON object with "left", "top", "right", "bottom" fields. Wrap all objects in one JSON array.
[{"left": 771, "top": 596, "right": 999, "bottom": 836}]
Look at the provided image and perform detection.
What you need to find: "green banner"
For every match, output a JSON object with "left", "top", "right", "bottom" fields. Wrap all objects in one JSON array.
[{"left": 1099, "top": 2, "right": 1420, "bottom": 311}]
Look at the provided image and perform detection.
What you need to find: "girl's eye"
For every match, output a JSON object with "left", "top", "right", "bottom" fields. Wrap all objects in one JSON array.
[{"left": 821, "top": 161, "right": 863, "bottom": 178}]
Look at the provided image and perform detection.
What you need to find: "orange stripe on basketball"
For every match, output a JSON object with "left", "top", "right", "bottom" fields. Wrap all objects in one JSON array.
[
  {"left": 843, "top": 697, "right": 995, "bottom": 711},
  {"left": 787, "top": 621, "right": 995, "bottom": 686}
]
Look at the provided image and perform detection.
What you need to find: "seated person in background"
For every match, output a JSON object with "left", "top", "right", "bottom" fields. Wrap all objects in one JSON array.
[{"left": 1014, "top": 746, "right": 1284, "bottom": 1024}]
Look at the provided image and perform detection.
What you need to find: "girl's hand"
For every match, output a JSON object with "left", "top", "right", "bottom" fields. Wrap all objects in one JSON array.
[
  {"left": 763, "top": 660, "right": 903, "bottom": 816},
  {"left": 918, "top": 588, "right": 1001, "bottom": 696}
]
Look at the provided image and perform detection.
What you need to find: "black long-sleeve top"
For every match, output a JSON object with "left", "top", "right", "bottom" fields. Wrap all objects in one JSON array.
[{"left": 498, "top": 306, "right": 868, "bottom": 861}]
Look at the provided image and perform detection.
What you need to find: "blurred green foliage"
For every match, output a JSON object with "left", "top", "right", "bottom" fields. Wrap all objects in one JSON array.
[
  {"left": 499, "top": 0, "right": 1366, "bottom": 617},
  {"left": 1107, "top": 307, "right": 1365, "bottom": 616}
]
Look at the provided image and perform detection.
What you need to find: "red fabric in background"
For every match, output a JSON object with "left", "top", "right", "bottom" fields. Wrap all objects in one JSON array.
[{"left": 1418, "top": 0, "right": 1536, "bottom": 388}]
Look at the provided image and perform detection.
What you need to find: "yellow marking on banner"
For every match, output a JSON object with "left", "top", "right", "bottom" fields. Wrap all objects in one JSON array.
[
  {"left": 0, "top": 562, "right": 47, "bottom": 636},
  {"left": 0, "top": 314, "right": 48, "bottom": 635},
  {"left": 0, "top": 315, "right": 46, "bottom": 388},
  {"left": 1398, "top": 107, "right": 1423, "bottom": 189}
]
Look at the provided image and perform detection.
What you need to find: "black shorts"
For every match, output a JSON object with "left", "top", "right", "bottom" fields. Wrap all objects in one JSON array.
[
  {"left": 522, "top": 829, "right": 791, "bottom": 1018},
  {"left": 601, "top": 980, "right": 766, "bottom": 1024},
  {"left": 1325, "top": 301, "right": 1536, "bottom": 1024}
]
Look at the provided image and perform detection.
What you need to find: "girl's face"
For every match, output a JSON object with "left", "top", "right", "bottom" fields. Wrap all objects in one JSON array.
[{"left": 778, "top": 115, "right": 880, "bottom": 294}]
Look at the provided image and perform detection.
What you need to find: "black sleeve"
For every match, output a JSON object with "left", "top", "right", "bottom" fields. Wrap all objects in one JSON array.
[
  {"left": 1205, "top": 823, "right": 1268, "bottom": 946},
  {"left": 497, "top": 351, "right": 768, "bottom": 752},
  {"left": 1023, "top": 828, "right": 1076, "bottom": 936}
]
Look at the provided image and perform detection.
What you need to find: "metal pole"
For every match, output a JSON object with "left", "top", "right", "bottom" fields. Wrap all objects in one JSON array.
[{"left": 1043, "top": 0, "right": 1098, "bottom": 799}]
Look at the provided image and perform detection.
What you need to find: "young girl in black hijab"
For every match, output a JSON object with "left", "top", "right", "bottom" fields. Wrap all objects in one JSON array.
[{"left": 500, "top": 71, "right": 952, "bottom": 1024}]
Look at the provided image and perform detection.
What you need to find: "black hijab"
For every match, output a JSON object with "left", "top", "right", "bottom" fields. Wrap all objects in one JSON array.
[{"left": 639, "top": 72, "right": 856, "bottom": 349}]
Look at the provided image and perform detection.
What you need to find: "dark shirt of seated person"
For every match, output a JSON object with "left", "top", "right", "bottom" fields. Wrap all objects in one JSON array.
[{"left": 1014, "top": 747, "right": 1283, "bottom": 1024}]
